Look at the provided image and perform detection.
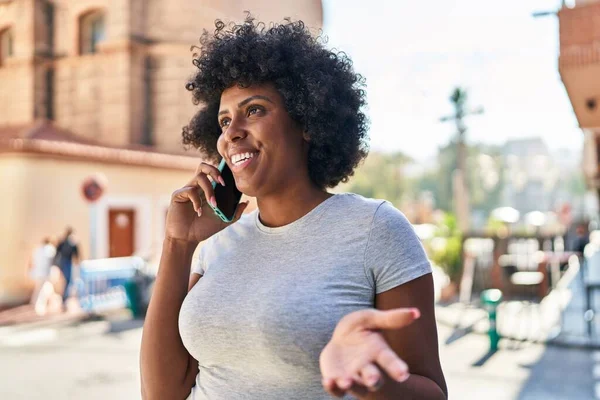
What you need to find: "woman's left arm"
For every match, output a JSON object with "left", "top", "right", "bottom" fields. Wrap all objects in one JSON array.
[
  {"left": 367, "top": 273, "right": 447, "bottom": 400},
  {"left": 320, "top": 273, "right": 447, "bottom": 400},
  {"left": 320, "top": 202, "right": 447, "bottom": 399}
]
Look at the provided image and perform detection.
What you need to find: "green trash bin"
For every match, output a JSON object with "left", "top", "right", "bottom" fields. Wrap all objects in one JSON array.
[
  {"left": 124, "top": 278, "right": 140, "bottom": 318},
  {"left": 481, "top": 289, "right": 503, "bottom": 352}
]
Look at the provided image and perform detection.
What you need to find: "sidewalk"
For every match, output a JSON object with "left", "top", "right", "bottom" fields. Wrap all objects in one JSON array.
[
  {"left": 435, "top": 257, "right": 600, "bottom": 348},
  {"left": 0, "top": 306, "right": 81, "bottom": 327},
  {"left": 438, "top": 323, "right": 594, "bottom": 400},
  {"left": 0, "top": 310, "right": 143, "bottom": 400},
  {"left": 0, "top": 307, "right": 134, "bottom": 348},
  {"left": 0, "top": 296, "right": 119, "bottom": 348},
  {"left": 553, "top": 254, "right": 600, "bottom": 347}
]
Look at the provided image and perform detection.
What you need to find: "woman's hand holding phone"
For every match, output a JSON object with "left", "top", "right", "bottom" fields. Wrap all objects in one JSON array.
[{"left": 165, "top": 161, "right": 249, "bottom": 245}]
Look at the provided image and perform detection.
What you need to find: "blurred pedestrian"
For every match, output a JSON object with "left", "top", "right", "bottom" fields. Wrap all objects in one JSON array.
[
  {"left": 55, "top": 227, "right": 81, "bottom": 309},
  {"left": 570, "top": 222, "right": 590, "bottom": 255},
  {"left": 28, "top": 237, "right": 56, "bottom": 315}
]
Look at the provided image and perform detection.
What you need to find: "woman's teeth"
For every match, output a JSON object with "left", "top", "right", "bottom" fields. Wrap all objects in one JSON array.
[{"left": 232, "top": 152, "right": 256, "bottom": 165}]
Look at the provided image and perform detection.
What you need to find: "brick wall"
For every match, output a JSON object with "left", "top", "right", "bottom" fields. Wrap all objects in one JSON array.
[
  {"left": 0, "top": 0, "right": 35, "bottom": 124},
  {"left": 575, "top": 0, "right": 600, "bottom": 6},
  {"left": 146, "top": 48, "right": 196, "bottom": 152},
  {"left": 558, "top": 1, "right": 600, "bottom": 128},
  {"left": 559, "top": 2, "right": 600, "bottom": 49},
  {"left": 50, "top": 0, "right": 133, "bottom": 145},
  {"left": 54, "top": 51, "right": 133, "bottom": 145},
  {"left": 52, "top": 0, "right": 131, "bottom": 56}
]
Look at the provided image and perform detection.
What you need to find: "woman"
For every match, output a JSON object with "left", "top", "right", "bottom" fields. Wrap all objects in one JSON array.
[
  {"left": 29, "top": 237, "right": 56, "bottom": 315},
  {"left": 140, "top": 17, "right": 447, "bottom": 400}
]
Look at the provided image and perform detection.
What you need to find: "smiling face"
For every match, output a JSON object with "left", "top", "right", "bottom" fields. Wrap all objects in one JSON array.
[{"left": 216, "top": 84, "right": 309, "bottom": 198}]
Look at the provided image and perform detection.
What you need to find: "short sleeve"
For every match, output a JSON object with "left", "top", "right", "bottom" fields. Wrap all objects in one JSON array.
[
  {"left": 364, "top": 201, "right": 432, "bottom": 294},
  {"left": 192, "top": 243, "right": 208, "bottom": 275}
]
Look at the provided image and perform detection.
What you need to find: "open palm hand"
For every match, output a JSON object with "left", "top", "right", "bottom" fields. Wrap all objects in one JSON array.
[{"left": 320, "top": 308, "right": 420, "bottom": 397}]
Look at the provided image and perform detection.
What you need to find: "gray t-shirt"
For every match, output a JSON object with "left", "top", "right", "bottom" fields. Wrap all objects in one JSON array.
[{"left": 179, "top": 193, "right": 431, "bottom": 400}]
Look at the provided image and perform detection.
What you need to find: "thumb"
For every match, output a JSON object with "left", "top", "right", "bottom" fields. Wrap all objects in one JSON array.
[
  {"left": 232, "top": 200, "right": 250, "bottom": 222},
  {"left": 360, "top": 308, "right": 420, "bottom": 331}
]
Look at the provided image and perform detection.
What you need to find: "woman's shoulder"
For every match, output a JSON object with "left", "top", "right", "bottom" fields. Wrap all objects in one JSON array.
[
  {"left": 333, "top": 192, "right": 402, "bottom": 218},
  {"left": 323, "top": 193, "right": 410, "bottom": 234},
  {"left": 336, "top": 193, "right": 415, "bottom": 231},
  {"left": 333, "top": 192, "right": 385, "bottom": 212}
]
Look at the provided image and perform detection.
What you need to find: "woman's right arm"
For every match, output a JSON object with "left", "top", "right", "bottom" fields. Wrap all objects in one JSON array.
[
  {"left": 140, "top": 239, "right": 199, "bottom": 400},
  {"left": 140, "top": 162, "right": 248, "bottom": 400}
]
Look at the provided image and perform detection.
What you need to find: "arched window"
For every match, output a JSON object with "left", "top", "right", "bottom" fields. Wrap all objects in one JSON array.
[
  {"left": 0, "top": 27, "right": 14, "bottom": 66},
  {"left": 79, "top": 11, "right": 105, "bottom": 55}
]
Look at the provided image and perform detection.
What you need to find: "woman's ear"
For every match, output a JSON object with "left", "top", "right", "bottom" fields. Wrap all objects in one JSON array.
[{"left": 302, "top": 131, "right": 311, "bottom": 142}]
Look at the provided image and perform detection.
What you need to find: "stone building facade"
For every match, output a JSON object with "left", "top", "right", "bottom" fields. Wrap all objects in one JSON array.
[
  {"left": 1, "top": 0, "right": 323, "bottom": 151},
  {"left": 0, "top": 0, "right": 322, "bottom": 305}
]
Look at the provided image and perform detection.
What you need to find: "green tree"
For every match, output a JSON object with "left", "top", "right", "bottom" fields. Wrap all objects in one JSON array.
[
  {"left": 341, "top": 151, "right": 413, "bottom": 207},
  {"left": 430, "top": 213, "right": 463, "bottom": 283},
  {"left": 468, "top": 144, "right": 504, "bottom": 216},
  {"left": 411, "top": 142, "right": 504, "bottom": 217},
  {"left": 565, "top": 170, "right": 586, "bottom": 197}
]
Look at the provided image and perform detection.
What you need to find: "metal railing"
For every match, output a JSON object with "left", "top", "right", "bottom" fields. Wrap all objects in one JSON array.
[{"left": 75, "top": 256, "right": 147, "bottom": 313}]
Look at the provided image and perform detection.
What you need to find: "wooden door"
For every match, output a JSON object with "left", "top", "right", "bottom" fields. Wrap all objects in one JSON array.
[{"left": 108, "top": 208, "right": 135, "bottom": 257}]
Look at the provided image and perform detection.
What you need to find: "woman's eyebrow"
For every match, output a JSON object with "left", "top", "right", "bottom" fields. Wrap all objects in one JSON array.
[
  {"left": 238, "top": 95, "right": 274, "bottom": 108},
  {"left": 219, "top": 95, "right": 274, "bottom": 116}
]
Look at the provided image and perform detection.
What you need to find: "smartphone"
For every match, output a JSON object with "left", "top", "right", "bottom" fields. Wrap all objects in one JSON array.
[{"left": 209, "top": 158, "right": 243, "bottom": 222}]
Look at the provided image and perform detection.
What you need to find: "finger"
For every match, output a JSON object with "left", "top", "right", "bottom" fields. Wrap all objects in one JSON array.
[
  {"left": 172, "top": 187, "right": 204, "bottom": 216},
  {"left": 375, "top": 348, "right": 409, "bottom": 382},
  {"left": 359, "top": 308, "right": 420, "bottom": 331},
  {"left": 194, "top": 162, "right": 225, "bottom": 187},
  {"left": 335, "top": 377, "right": 353, "bottom": 391},
  {"left": 359, "top": 363, "right": 383, "bottom": 391},
  {"left": 192, "top": 174, "right": 217, "bottom": 209},
  {"left": 322, "top": 378, "right": 346, "bottom": 398}
]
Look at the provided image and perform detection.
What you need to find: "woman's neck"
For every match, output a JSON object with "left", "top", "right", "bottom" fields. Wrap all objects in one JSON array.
[{"left": 255, "top": 180, "right": 332, "bottom": 228}]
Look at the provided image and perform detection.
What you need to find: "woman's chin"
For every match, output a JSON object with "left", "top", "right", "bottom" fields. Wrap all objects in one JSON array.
[
  {"left": 235, "top": 181, "right": 258, "bottom": 198},
  {"left": 235, "top": 173, "right": 271, "bottom": 199}
]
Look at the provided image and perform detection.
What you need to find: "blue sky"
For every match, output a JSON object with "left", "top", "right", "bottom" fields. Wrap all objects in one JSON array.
[{"left": 322, "top": 0, "right": 581, "bottom": 161}]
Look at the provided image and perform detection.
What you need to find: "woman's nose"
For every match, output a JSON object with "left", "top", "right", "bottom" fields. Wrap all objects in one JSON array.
[{"left": 223, "top": 119, "right": 248, "bottom": 143}]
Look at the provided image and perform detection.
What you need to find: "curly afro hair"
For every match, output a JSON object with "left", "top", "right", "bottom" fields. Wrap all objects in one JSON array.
[{"left": 182, "top": 15, "right": 369, "bottom": 189}]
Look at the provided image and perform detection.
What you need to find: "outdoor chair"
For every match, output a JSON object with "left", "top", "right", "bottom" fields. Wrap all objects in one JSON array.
[{"left": 498, "top": 253, "right": 545, "bottom": 341}]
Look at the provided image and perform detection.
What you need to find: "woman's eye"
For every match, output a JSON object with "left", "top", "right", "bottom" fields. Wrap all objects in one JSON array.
[
  {"left": 248, "top": 106, "right": 263, "bottom": 116},
  {"left": 219, "top": 118, "right": 231, "bottom": 128}
]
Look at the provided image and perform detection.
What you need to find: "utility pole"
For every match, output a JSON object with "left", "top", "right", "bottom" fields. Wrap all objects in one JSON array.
[
  {"left": 440, "top": 87, "right": 484, "bottom": 233},
  {"left": 531, "top": 0, "right": 564, "bottom": 18}
]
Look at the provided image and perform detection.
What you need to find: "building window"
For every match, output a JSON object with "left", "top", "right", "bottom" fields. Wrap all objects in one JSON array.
[
  {"left": 45, "top": 2, "right": 54, "bottom": 53},
  {"left": 0, "top": 27, "right": 14, "bottom": 66},
  {"left": 79, "top": 11, "right": 105, "bottom": 55},
  {"left": 46, "top": 68, "right": 54, "bottom": 120}
]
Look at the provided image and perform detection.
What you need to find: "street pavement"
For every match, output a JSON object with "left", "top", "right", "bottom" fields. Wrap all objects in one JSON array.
[
  {"left": 0, "top": 312, "right": 143, "bottom": 400},
  {"left": 438, "top": 319, "right": 595, "bottom": 400},
  {"left": 0, "top": 310, "right": 596, "bottom": 400}
]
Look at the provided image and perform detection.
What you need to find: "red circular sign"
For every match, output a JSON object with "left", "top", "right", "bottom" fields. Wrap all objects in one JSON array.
[{"left": 81, "top": 174, "right": 107, "bottom": 203}]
